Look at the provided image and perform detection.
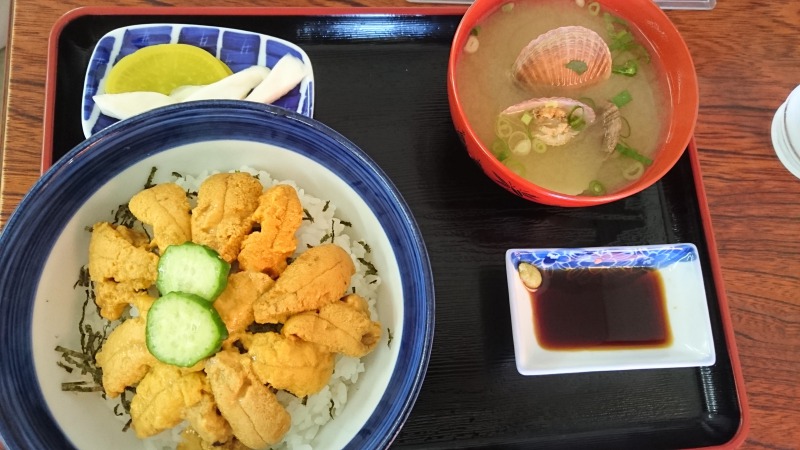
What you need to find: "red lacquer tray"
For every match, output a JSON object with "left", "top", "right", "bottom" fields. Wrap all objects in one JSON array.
[{"left": 43, "top": 7, "right": 749, "bottom": 449}]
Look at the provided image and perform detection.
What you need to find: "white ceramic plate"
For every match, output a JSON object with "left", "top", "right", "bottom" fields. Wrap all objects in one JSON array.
[
  {"left": 506, "top": 243, "right": 715, "bottom": 376},
  {"left": 81, "top": 23, "right": 315, "bottom": 137}
]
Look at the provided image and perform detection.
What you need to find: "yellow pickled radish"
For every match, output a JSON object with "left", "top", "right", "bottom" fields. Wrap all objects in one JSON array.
[{"left": 103, "top": 43, "right": 233, "bottom": 95}]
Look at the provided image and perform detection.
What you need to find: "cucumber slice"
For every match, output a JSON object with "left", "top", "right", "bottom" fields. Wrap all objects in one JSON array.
[
  {"left": 146, "top": 291, "right": 228, "bottom": 367},
  {"left": 157, "top": 242, "right": 230, "bottom": 301}
]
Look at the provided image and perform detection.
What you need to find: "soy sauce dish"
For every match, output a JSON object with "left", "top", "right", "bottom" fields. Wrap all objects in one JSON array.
[{"left": 505, "top": 243, "right": 715, "bottom": 376}]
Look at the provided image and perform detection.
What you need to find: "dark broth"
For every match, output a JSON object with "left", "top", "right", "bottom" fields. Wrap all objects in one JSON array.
[{"left": 531, "top": 267, "right": 672, "bottom": 350}]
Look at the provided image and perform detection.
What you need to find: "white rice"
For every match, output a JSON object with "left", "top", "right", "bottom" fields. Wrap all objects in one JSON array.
[{"left": 96, "top": 166, "right": 381, "bottom": 450}]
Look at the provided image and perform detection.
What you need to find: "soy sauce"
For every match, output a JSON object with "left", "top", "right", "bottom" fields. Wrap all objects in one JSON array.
[{"left": 531, "top": 267, "right": 672, "bottom": 350}]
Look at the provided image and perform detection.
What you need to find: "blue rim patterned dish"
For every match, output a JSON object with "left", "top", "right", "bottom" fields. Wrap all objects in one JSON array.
[
  {"left": 505, "top": 243, "right": 715, "bottom": 376},
  {"left": 0, "top": 100, "right": 432, "bottom": 449},
  {"left": 81, "top": 23, "right": 315, "bottom": 137}
]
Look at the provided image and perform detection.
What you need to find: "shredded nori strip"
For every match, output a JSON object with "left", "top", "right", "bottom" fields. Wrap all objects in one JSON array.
[
  {"left": 171, "top": 171, "right": 183, "bottom": 179},
  {"left": 387, "top": 328, "right": 394, "bottom": 348},
  {"left": 144, "top": 166, "right": 158, "bottom": 189},
  {"left": 60, "top": 381, "right": 104, "bottom": 392},
  {"left": 357, "top": 258, "right": 378, "bottom": 276},
  {"left": 329, "top": 399, "right": 335, "bottom": 418},
  {"left": 246, "top": 322, "right": 283, "bottom": 334},
  {"left": 73, "top": 265, "right": 90, "bottom": 289},
  {"left": 302, "top": 208, "right": 315, "bottom": 223},
  {"left": 340, "top": 220, "right": 352, "bottom": 227},
  {"left": 111, "top": 203, "right": 137, "bottom": 228},
  {"left": 56, "top": 265, "right": 113, "bottom": 403},
  {"left": 358, "top": 241, "right": 372, "bottom": 253},
  {"left": 232, "top": 340, "right": 248, "bottom": 354},
  {"left": 322, "top": 200, "right": 330, "bottom": 212}
]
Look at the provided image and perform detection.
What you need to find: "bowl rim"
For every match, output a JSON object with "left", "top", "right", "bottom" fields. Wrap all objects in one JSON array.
[
  {"left": 0, "top": 100, "right": 434, "bottom": 450},
  {"left": 447, "top": 0, "right": 700, "bottom": 207}
]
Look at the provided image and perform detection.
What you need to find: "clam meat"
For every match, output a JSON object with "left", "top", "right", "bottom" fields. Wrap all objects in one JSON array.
[
  {"left": 500, "top": 97, "right": 596, "bottom": 147},
  {"left": 512, "top": 26, "right": 612, "bottom": 91}
]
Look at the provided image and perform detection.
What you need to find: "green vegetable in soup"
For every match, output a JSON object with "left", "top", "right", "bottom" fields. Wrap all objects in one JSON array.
[
  {"left": 492, "top": 138, "right": 511, "bottom": 161},
  {"left": 532, "top": 138, "right": 548, "bottom": 154},
  {"left": 567, "top": 106, "right": 587, "bottom": 130},
  {"left": 615, "top": 142, "right": 653, "bottom": 166},
  {"left": 565, "top": 59, "right": 588, "bottom": 75},
  {"left": 620, "top": 116, "right": 631, "bottom": 138},
  {"left": 612, "top": 59, "right": 638, "bottom": 76},
  {"left": 587, "top": 180, "right": 607, "bottom": 196},
  {"left": 604, "top": 13, "right": 650, "bottom": 63},
  {"left": 611, "top": 90, "right": 633, "bottom": 108},
  {"left": 578, "top": 97, "right": 597, "bottom": 110},
  {"left": 503, "top": 159, "right": 526, "bottom": 176}
]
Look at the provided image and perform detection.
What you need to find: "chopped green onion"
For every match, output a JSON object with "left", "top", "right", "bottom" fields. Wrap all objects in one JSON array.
[
  {"left": 609, "top": 30, "right": 635, "bottom": 52},
  {"left": 464, "top": 36, "right": 480, "bottom": 54},
  {"left": 470, "top": 26, "right": 481, "bottom": 36},
  {"left": 501, "top": 2, "right": 515, "bottom": 12},
  {"left": 578, "top": 97, "right": 596, "bottom": 110},
  {"left": 612, "top": 59, "right": 638, "bottom": 76},
  {"left": 620, "top": 116, "right": 631, "bottom": 138},
  {"left": 495, "top": 116, "right": 515, "bottom": 138},
  {"left": 565, "top": 59, "right": 588, "bottom": 75},
  {"left": 610, "top": 90, "right": 633, "bottom": 108},
  {"left": 604, "top": 12, "right": 629, "bottom": 34},
  {"left": 615, "top": 142, "right": 652, "bottom": 165},
  {"left": 491, "top": 139, "right": 511, "bottom": 161},
  {"left": 588, "top": 1, "right": 601, "bottom": 15},
  {"left": 587, "top": 180, "right": 606, "bottom": 196},
  {"left": 532, "top": 138, "right": 548, "bottom": 154},
  {"left": 567, "top": 106, "right": 586, "bottom": 130},
  {"left": 622, "top": 161, "right": 645, "bottom": 180},
  {"left": 508, "top": 131, "right": 532, "bottom": 156},
  {"left": 520, "top": 111, "right": 533, "bottom": 126},
  {"left": 503, "top": 159, "right": 526, "bottom": 176}
]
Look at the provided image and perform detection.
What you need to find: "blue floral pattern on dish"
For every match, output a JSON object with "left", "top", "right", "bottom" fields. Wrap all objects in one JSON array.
[
  {"left": 81, "top": 23, "right": 315, "bottom": 138},
  {"left": 508, "top": 243, "right": 699, "bottom": 272}
]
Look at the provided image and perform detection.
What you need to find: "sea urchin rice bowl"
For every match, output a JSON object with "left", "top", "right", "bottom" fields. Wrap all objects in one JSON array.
[
  {"left": 15, "top": 103, "right": 426, "bottom": 450},
  {"left": 62, "top": 165, "right": 384, "bottom": 450}
]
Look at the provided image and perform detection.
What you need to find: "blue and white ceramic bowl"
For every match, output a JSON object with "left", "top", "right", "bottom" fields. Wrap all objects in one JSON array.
[
  {"left": 0, "top": 101, "right": 433, "bottom": 449},
  {"left": 505, "top": 243, "right": 715, "bottom": 376},
  {"left": 81, "top": 23, "right": 315, "bottom": 137}
]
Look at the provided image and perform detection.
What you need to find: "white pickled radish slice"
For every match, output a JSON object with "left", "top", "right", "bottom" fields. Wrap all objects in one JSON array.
[
  {"left": 93, "top": 92, "right": 177, "bottom": 120},
  {"left": 183, "top": 65, "right": 271, "bottom": 102},
  {"left": 245, "top": 55, "right": 308, "bottom": 104},
  {"left": 169, "top": 85, "right": 204, "bottom": 102}
]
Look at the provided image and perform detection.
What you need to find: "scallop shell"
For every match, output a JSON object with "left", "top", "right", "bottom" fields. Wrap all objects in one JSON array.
[
  {"left": 501, "top": 97, "right": 596, "bottom": 147},
  {"left": 512, "top": 26, "right": 612, "bottom": 90}
]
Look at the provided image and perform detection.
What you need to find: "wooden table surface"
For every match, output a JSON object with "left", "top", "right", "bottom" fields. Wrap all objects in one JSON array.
[{"left": 1, "top": 0, "right": 799, "bottom": 449}]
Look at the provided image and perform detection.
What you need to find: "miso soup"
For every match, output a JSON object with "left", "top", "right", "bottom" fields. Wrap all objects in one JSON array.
[{"left": 455, "top": 0, "right": 667, "bottom": 196}]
